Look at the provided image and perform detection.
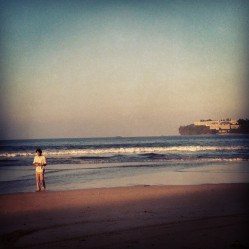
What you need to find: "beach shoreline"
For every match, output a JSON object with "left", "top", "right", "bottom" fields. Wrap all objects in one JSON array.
[
  {"left": 1, "top": 160, "right": 249, "bottom": 195},
  {"left": 1, "top": 183, "right": 249, "bottom": 249}
]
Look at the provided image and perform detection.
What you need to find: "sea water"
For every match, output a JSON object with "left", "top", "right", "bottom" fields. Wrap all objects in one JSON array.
[{"left": 0, "top": 135, "right": 249, "bottom": 194}]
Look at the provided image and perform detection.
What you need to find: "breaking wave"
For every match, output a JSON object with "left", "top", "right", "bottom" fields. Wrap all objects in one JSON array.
[{"left": 0, "top": 145, "right": 246, "bottom": 158}]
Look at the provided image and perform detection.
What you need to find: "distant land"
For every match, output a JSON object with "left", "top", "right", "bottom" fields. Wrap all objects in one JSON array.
[{"left": 179, "top": 118, "right": 249, "bottom": 135}]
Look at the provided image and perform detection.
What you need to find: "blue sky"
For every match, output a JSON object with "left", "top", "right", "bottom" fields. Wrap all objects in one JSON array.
[{"left": 1, "top": 0, "right": 248, "bottom": 139}]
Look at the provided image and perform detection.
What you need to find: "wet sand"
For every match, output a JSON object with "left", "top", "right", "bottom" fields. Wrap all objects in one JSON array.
[{"left": 0, "top": 184, "right": 249, "bottom": 249}]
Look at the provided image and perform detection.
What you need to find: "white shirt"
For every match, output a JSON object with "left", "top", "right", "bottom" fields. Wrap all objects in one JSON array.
[{"left": 33, "top": 155, "right": 46, "bottom": 173}]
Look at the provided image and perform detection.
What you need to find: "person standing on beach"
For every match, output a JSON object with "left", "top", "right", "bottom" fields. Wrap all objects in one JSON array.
[{"left": 33, "top": 148, "right": 47, "bottom": 192}]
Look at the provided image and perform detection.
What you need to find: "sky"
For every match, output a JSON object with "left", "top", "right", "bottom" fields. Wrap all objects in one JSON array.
[{"left": 0, "top": 0, "right": 248, "bottom": 139}]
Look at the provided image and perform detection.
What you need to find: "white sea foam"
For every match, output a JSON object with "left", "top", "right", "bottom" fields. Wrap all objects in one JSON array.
[{"left": 0, "top": 146, "right": 247, "bottom": 157}]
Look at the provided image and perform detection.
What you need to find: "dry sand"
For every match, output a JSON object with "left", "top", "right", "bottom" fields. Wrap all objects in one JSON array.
[{"left": 0, "top": 184, "right": 249, "bottom": 249}]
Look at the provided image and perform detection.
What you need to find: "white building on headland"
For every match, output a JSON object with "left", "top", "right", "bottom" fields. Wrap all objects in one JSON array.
[{"left": 194, "top": 119, "right": 239, "bottom": 132}]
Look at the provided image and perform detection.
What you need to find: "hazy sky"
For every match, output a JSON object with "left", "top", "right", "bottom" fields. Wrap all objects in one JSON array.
[{"left": 1, "top": 0, "right": 248, "bottom": 139}]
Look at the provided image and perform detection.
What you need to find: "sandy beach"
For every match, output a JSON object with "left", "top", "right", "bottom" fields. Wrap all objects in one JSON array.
[{"left": 0, "top": 184, "right": 249, "bottom": 249}]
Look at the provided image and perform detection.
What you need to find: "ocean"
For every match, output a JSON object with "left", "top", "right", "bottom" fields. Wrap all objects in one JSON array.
[{"left": 0, "top": 135, "right": 249, "bottom": 194}]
